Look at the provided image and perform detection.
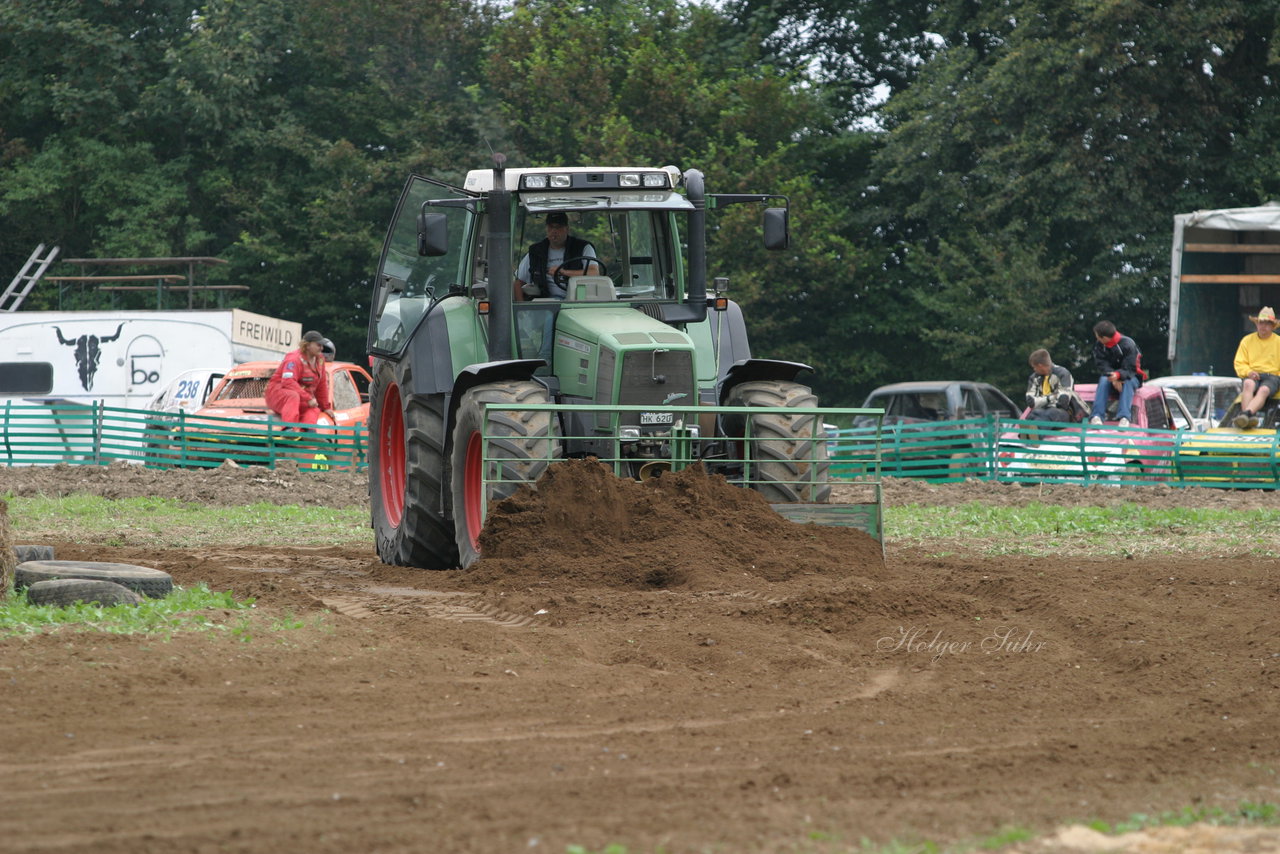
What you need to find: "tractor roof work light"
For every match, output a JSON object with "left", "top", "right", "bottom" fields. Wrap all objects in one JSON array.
[
  {"left": 519, "top": 173, "right": 573, "bottom": 189},
  {"left": 517, "top": 170, "right": 671, "bottom": 191}
]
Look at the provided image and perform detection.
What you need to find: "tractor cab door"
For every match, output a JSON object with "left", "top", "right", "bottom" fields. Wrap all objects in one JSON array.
[{"left": 369, "top": 176, "right": 474, "bottom": 358}]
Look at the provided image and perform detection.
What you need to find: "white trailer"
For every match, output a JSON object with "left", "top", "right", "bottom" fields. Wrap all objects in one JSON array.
[{"left": 0, "top": 309, "right": 301, "bottom": 460}]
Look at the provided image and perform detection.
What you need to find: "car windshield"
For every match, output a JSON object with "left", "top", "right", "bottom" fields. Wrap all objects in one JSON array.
[
  {"left": 211, "top": 375, "right": 269, "bottom": 402},
  {"left": 873, "top": 392, "right": 947, "bottom": 420},
  {"left": 1175, "top": 387, "right": 1208, "bottom": 416}
]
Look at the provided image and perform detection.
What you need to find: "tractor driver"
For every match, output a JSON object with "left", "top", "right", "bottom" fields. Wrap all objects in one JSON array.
[{"left": 513, "top": 211, "right": 599, "bottom": 301}]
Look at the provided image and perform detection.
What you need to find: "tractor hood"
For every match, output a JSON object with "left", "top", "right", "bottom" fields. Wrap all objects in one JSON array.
[
  {"left": 552, "top": 305, "right": 696, "bottom": 353},
  {"left": 549, "top": 305, "right": 700, "bottom": 405}
]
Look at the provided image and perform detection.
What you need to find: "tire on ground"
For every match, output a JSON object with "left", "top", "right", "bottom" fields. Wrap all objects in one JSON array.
[
  {"left": 12, "top": 544, "right": 54, "bottom": 563},
  {"left": 368, "top": 358, "right": 458, "bottom": 569},
  {"left": 723, "top": 380, "right": 832, "bottom": 504},
  {"left": 15, "top": 560, "right": 174, "bottom": 598},
  {"left": 450, "top": 381, "right": 562, "bottom": 569},
  {"left": 25, "top": 578, "right": 145, "bottom": 607}
]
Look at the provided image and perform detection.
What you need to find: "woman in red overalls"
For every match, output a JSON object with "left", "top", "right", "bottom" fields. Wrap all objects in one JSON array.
[{"left": 265, "top": 330, "right": 336, "bottom": 427}]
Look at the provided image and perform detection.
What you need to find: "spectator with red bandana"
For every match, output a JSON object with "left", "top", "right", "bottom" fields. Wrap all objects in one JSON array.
[
  {"left": 265, "top": 330, "right": 336, "bottom": 428},
  {"left": 1088, "top": 320, "right": 1147, "bottom": 428}
]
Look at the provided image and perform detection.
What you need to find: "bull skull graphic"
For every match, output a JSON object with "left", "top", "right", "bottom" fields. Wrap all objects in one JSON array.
[{"left": 54, "top": 323, "right": 124, "bottom": 391}]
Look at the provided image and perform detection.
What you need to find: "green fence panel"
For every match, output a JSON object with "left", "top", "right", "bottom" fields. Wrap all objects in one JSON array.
[
  {"left": 829, "top": 414, "right": 1280, "bottom": 490},
  {"left": 0, "top": 402, "right": 367, "bottom": 471}
]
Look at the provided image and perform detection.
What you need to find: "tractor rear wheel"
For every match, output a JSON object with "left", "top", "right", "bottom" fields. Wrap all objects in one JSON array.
[
  {"left": 724, "top": 380, "right": 831, "bottom": 503},
  {"left": 450, "top": 381, "right": 561, "bottom": 568},
  {"left": 369, "top": 360, "right": 457, "bottom": 568}
]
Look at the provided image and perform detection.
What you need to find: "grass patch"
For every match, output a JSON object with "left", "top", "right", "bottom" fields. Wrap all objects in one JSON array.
[
  {"left": 1085, "top": 802, "right": 1280, "bottom": 833},
  {"left": 5, "top": 493, "right": 369, "bottom": 547},
  {"left": 0, "top": 582, "right": 258, "bottom": 638},
  {"left": 887, "top": 501, "right": 1280, "bottom": 557},
  {"left": 562, "top": 802, "right": 1280, "bottom": 853}
]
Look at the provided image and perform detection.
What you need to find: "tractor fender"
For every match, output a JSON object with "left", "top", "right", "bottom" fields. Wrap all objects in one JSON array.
[
  {"left": 445, "top": 359, "right": 549, "bottom": 442},
  {"left": 718, "top": 359, "right": 815, "bottom": 404}
]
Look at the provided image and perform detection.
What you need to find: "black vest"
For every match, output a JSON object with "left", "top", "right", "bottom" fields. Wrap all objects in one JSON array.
[{"left": 527, "top": 235, "right": 590, "bottom": 297}]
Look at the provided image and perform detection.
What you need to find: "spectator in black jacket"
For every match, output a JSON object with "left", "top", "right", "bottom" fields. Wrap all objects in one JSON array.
[
  {"left": 1024, "top": 349, "right": 1085, "bottom": 424},
  {"left": 1088, "top": 321, "right": 1147, "bottom": 427}
]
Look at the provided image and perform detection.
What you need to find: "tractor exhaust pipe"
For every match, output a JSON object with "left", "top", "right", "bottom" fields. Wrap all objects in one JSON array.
[{"left": 656, "top": 170, "right": 710, "bottom": 326}]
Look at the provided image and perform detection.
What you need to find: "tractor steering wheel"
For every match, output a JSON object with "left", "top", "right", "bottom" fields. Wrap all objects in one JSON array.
[{"left": 552, "top": 256, "right": 609, "bottom": 288}]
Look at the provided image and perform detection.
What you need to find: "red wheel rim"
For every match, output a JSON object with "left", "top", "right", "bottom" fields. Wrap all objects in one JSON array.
[
  {"left": 462, "top": 430, "right": 484, "bottom": 551},
  {"left": 377, "top": 384, "right": 405, "bottom": 527}
]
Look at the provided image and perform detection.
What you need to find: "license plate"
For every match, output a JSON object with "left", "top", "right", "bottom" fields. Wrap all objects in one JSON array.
[{"left": 640, "top": 411, "right": 674, "bottom": 426}]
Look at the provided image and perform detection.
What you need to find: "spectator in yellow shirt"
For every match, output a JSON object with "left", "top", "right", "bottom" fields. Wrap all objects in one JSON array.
[{"left": 1233, "top": 306, "right": 1280, "bottom": 428}]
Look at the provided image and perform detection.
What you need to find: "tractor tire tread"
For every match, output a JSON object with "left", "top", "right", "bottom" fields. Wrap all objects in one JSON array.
[{"left": 724, "top": 380, "right": 832, "bottom": 504}]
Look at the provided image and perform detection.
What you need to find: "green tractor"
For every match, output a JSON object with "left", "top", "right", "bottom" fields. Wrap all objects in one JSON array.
[{"left": 366, "top": 159, "right": 831, "bottom": 569}]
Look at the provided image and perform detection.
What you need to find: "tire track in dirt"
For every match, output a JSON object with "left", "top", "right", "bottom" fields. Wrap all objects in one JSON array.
[{"left": 322, "top": 589, "right": 537, "bottom": 627}]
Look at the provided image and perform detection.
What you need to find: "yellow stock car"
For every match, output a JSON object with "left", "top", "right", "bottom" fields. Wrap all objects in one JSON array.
[{"left": 1175, "top": 396, "right": 1280, "bottom": 483}]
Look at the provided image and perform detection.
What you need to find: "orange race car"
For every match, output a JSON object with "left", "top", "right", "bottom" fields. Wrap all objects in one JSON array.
[{"left": 159, "top": 360, "right": 372, "bottom": 468}]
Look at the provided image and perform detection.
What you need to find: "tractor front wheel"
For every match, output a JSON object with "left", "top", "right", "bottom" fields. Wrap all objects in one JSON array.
[
  {"left": 723, "top": 380, "right": 831, "bottom": 503},
  {"left": 369, "top": 360, "right": 457, "bottom": 568},
  {"left": 450, "top": 381, "right": 561, "bottom": 568}
]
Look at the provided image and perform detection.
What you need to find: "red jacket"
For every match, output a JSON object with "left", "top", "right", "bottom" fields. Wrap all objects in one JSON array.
[{"left": 265, "top": 349, "right": 332, "bottom": 411}]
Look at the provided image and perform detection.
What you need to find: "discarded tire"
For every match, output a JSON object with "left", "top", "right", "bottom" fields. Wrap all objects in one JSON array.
[
  {"left": 15, "top": 561, "right": 174, "bottom": 599},
  {"left": 25, "top": 578, "right": 144, "bottom": 608},
  {"left": 12, "top": 544, "right": 54, "bottom": 563}
]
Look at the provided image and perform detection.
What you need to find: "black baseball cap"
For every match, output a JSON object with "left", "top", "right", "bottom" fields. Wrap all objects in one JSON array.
[{"left": 544, "top": 212, "right": 569, "bottom": 226}]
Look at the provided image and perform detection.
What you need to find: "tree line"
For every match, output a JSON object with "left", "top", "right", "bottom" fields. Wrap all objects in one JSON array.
[{"left": 3, "top": 0, "right": 1279, "bottom": 405}]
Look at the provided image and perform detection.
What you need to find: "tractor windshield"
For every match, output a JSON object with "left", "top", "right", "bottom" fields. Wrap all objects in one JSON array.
[{"left": 515, "top": 204, "right": 684, "bottom": 301}]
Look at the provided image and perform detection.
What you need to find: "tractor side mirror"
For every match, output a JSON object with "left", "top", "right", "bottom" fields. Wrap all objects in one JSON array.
[
  {"left": 418, "top": 211, "right": 448, "bottom": 256},
  {"left": 763, "top": 207, "right": 789, "bottom": 251}
]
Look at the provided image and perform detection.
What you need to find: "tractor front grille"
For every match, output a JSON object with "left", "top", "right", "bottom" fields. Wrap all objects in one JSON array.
[{"left": 617, "top": 349, "right": 694, "bottom": 427}]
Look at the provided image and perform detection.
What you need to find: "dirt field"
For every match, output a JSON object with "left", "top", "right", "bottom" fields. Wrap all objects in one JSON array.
[{"left": 1, "top": 462, "right": 1278, "bottom": 854}]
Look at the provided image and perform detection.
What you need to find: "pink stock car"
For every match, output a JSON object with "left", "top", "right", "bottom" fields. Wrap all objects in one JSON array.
[{"left": 996, "top": 383, "right": 1193, "bottom": 481}]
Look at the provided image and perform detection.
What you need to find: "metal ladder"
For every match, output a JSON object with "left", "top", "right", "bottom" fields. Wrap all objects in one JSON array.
[{"left": 1, "top": 243, "right": 60, "bottom": 312}]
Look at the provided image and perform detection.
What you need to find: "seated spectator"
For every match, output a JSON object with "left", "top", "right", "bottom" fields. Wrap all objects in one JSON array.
[
  {"left": 1088, "top": 320, "right": 1146, "bottom": 427},
  {"left": 1024, "top": 348, "right": 1086, "bottom": 425}
]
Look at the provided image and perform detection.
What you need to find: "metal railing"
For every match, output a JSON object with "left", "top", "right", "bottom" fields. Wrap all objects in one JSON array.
[
  {"left": 476, "top": 402, "right": 884, "bottom": 544},
  {"left": 7, "top": 402, "right": 1279, "bottom": 490}
]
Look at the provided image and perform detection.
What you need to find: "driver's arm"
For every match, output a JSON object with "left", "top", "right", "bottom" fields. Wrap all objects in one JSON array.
[
  {"left": 560, "top": 245, "right": 599, "bottom": 277},
  {"left": 513, "top": 253, "right": 533, "bottom": 301}
]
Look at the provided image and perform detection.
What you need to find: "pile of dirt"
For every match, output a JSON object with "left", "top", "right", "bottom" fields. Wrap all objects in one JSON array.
[{"left": 469, "top": 458, "right": 884, "bottom": 590}]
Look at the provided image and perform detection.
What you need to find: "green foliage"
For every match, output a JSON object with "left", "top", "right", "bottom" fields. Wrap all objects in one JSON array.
[
  {"left": 865, "top": 0, "right": 1280, "bottom": 388},
  {"left": 8, "top": 0, "right": 1280, "bottom": 405}
]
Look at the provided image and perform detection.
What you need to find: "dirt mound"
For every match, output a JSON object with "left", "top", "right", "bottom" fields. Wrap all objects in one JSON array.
[{"left": 468, "top": 458, "right": 884, "bottom": 590}]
